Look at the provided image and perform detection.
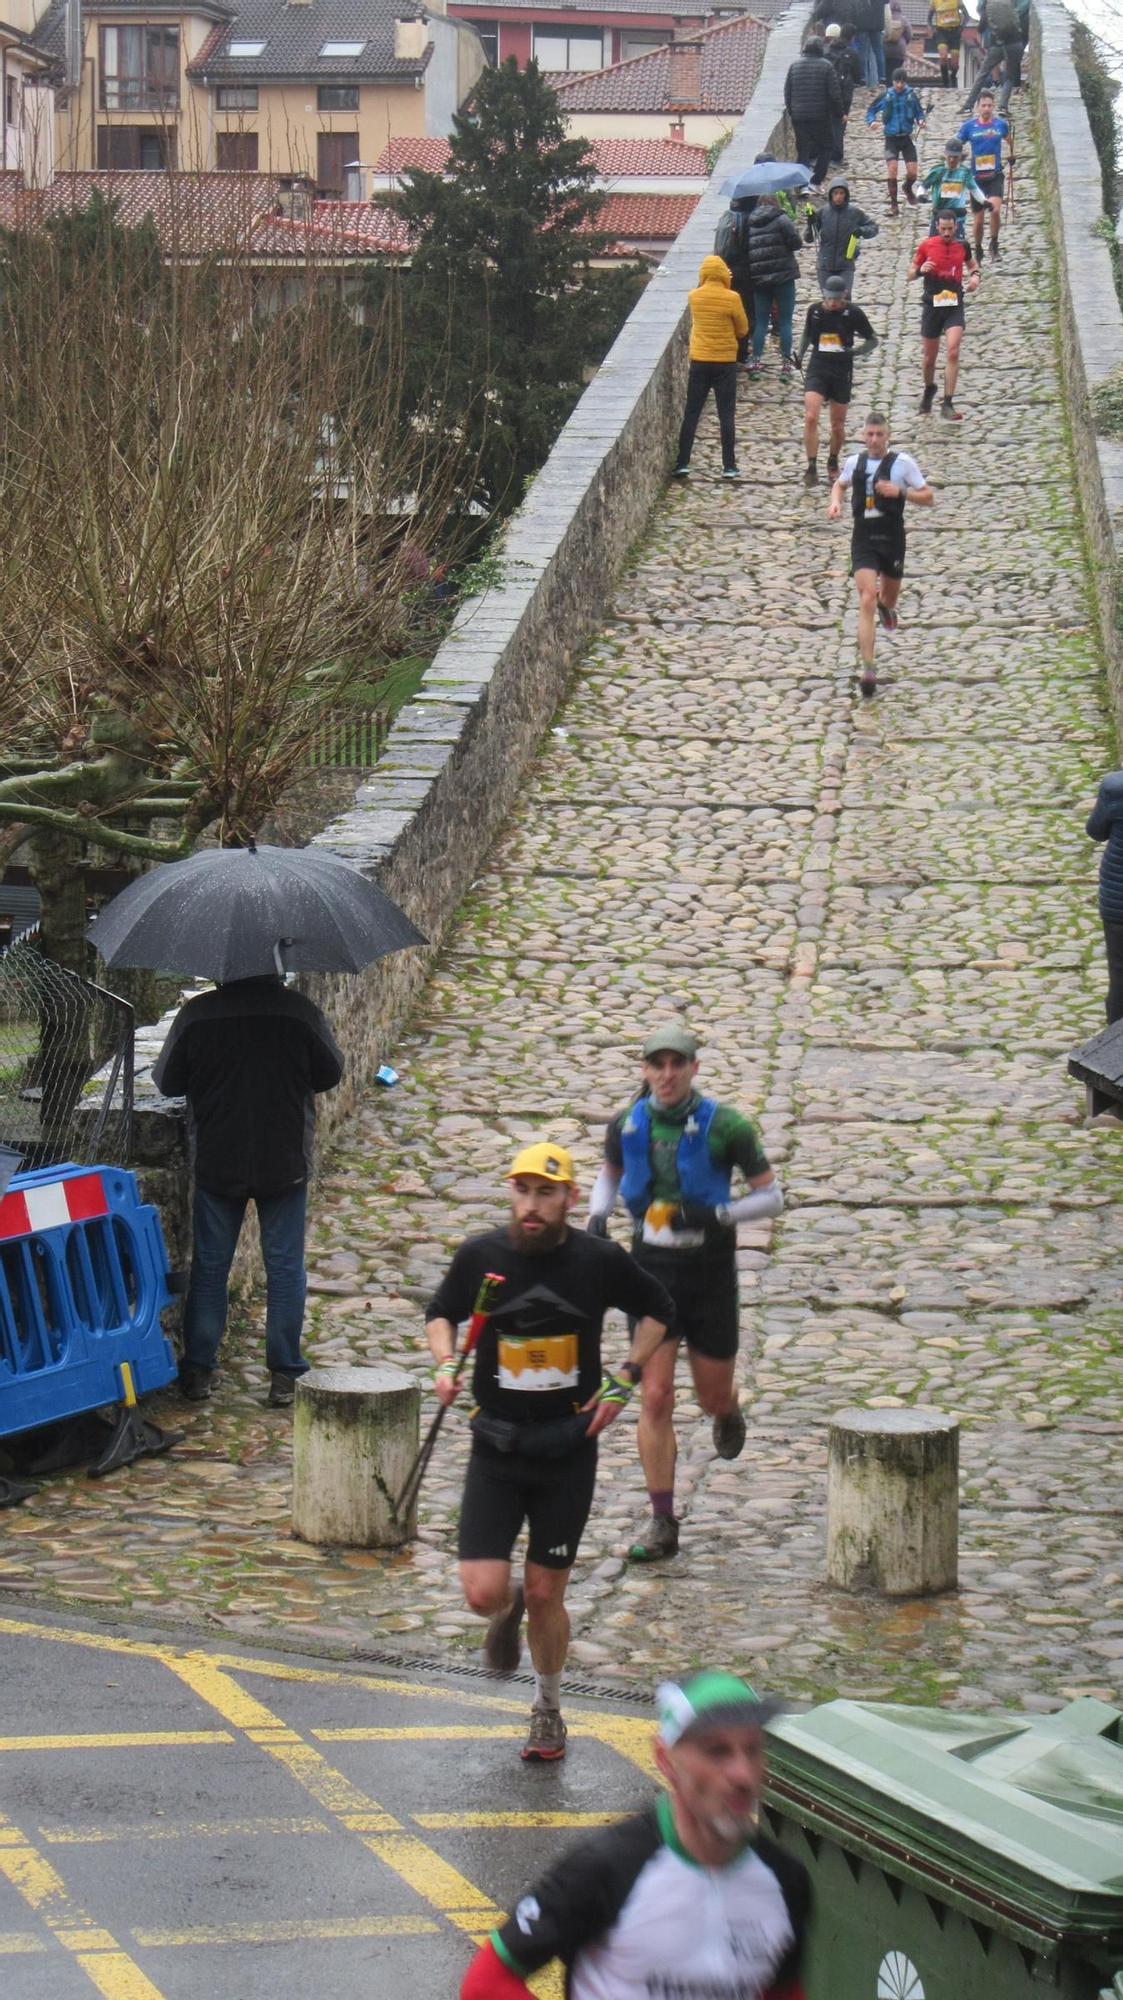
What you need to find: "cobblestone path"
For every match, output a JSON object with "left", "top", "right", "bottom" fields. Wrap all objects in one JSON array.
[{"left": 3, "top": 92, "right": 1120, "bottom": 1712}]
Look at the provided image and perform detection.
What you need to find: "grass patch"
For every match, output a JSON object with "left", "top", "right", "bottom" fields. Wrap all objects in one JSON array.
[{"left": 1092, "top": 364, "right": 1123, "bottom": 442}]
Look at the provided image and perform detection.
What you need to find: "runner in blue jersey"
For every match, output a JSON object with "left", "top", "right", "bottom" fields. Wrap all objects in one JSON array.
[
  {"left": 958, "top": 90, "right": 1011, "bottom": 261},
  {"left": 867, "top": 68, "right": 927, "bottom": 213}
]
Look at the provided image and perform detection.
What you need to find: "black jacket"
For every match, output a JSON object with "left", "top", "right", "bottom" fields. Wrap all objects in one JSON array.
[
  {"left": 851, "top": 0, "right": 886, "bottom": 31},
  {"left": 784, "top": 52, "right": 844, "bottom": 128},
  {"left": 744, "top": 203, "right": 802, "bottom": 287},
  {"left": 813, "top": 176, "right": 879, "bottom": 281},
  {"left": 826, "top": 40, "right": 863, "bottom": 111},
  {"left": 1087, "top": 773, "right": 1123, "bottom": 924},
  {"left": 153, "top": 977, "right": 343, "bottom": 1197}
]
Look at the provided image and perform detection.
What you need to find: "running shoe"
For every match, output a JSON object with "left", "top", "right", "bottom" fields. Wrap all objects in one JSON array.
[
  {"left": 672, "top": 464, "right": 690, "bottom": 478},
  {"left": 713, "top": 1405, "right": 747, "bottom": 1460},
  {"left": 989, "top": 239, "right": 1001, "bottom": 261},
  {"left": 919, "top": 383, "right": 937, "bottom": 415},
  {"left": 267, "top": 1371, "right": 296, "bottom": 1407},
  {"left": 803, "top": 462, "right": 819, "bottom": 487},
  {"left": 747, "top": 359, "right": 762, "bottom": 378},
  {"left": 859, "top": 668, "right": 877, "bottom": 700},
  {"left": 877, "top": 603, "right": 899, "bottom": 633},
  {"left": 179, "top": 1365, "right": 216, "bottom": 1402},
  {"left": 940, "top": 396, "right": 964, "bottom": 422},
  {"left": 627, "top": 1513, "right": 680, "bottom": 1562},
  {"left": 826, "top": 454, "right": 840, "bottom": 477},
  {"left": 521, "top": 1708, "right": 568, "bottom": 1762},
  {"left": 722, "top": 467, "right": 742, "bottom": 480},
  {"left": 483, "top": 1585, "right": 525, "bottom": 1674},
  {"left": 780, "top": 358, "right": 795, "bottom": 381}
]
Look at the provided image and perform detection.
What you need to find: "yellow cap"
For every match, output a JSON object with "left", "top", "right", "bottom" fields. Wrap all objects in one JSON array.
[{"left": 506, "top": 1143, "right": 576, "bottom": 1185}]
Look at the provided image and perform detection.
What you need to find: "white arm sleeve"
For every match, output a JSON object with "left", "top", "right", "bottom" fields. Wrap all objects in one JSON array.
[
  {"left": 588, "top": 1165, "right": 621, "bottom": 1220},
  {"left": 721, "top": 1182, "right": 784, "bottom": 1224}
]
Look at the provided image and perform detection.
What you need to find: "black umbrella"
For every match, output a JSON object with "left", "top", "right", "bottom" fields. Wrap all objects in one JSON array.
[{"left": 87, "top": 842, "right": 425, "bottom": 982}]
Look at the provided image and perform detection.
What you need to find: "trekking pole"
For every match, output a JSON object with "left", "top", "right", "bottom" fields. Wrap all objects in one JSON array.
[
  {"left": 394, "top": 1271, "right": 505, "bottom": 1522},
  {"left": 1005, "top": 117, "right": 1016, "bottom": 219}
]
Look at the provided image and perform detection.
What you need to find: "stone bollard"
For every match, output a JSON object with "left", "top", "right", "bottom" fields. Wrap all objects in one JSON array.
[
  {"left": 292, "top": 1365, "right": 420, "bottom": 1549},
  {"left": 826, "top": 1407, "right": 959, "bottom": 1597}
]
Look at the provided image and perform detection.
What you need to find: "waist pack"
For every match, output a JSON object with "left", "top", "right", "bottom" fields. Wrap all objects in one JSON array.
[{"left": 471, "top": 1410, "right": 593, "bottom": 1458}]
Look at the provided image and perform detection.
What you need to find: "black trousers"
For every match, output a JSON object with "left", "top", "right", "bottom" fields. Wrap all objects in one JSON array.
[
  {"left": 793, "top": 121, "right": 833, "bottom": 187},
  {"left": 676, "top": 360, "right": 738, "bottom": 472},
  {"left": 1102, "top": 918, "right": 1123, "bottom": 1024}
]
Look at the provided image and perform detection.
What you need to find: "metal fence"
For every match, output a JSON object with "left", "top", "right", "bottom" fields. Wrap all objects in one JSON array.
[
  {"left": 303, "top": 708, "right": 389, "bottom": 771},
  {"left": 0, "top": 936, "right": 134, "bottom": 1172}
]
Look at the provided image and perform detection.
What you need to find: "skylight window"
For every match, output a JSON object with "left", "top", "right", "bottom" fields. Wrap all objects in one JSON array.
[
  {"left": 320, "top": 40, "right": 365, "bottom": 55},
  {"left": 228, "top": 39, "right": 266, "bottom": 54}
]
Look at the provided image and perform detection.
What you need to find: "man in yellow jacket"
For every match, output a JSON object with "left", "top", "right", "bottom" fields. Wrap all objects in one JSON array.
[{"left": 673, "top": 255, "right": 749, "bottom": 481}]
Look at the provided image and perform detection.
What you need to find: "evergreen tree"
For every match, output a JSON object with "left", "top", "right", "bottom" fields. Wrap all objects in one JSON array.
[{"left": 373, "top": 60, "right": 640, "bottom": 521}]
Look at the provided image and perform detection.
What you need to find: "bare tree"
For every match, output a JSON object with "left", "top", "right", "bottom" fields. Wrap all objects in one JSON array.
[{"left": 0, "top": 188, "right": 469, "bottom": 969}]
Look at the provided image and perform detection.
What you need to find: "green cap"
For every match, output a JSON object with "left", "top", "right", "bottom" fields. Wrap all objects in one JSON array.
[
  {"left": 656, "top": 1671, "right": 784, "bottom": 1746},
  {"left": 642, "top": 1023, "right": 699, "bottom": 1061}
]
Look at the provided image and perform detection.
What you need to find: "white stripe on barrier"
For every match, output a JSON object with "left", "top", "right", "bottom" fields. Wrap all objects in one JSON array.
[{"left": 25, "top": 1184, "right": 72, "bottom": 1233}]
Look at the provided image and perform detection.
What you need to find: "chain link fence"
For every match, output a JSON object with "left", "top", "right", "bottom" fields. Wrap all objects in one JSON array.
[{"left": 0, "top": 936, "right": 134, "bottom": 1172}]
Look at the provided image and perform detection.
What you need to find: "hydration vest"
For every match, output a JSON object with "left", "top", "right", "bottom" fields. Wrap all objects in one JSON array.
[
  {"left": 618, "top": 1096, "right": 731, "bottom": 1219},
  {"left": 931, "top": 0, "right": 961, "bottom": 29},
  {"left": 852, "top": 452, "right": 906, "bottom": 534}
]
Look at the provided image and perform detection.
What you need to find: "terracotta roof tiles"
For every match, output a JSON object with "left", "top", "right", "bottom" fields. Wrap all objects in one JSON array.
[{"left": 550, "top": 12, "right": 768, "bottom": 112}]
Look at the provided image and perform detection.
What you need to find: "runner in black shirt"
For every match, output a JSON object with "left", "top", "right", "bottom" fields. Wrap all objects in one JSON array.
[
  {"left": 796, "top": 274, "right": 879, "bottom": 488},
  {"left": 426, "top": 1142, "right": 671, "bottom": 1762}
]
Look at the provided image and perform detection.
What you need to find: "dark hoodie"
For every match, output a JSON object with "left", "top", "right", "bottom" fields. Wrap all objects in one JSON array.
[
  {"left": 811, "top": 175, "right": 879, "bottom": 287},
  {"left": 744, "top": 200, "right": 802, "bottom": 288}
]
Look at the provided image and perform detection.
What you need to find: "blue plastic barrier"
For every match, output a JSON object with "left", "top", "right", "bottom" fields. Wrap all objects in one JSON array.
[{"left": 0, "top": 1163, "right": 179, "bottom": 1476}]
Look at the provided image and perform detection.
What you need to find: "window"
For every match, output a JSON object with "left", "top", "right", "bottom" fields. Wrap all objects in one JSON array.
[
  {"left": 227, "top": 39, "right": 266, "bottom": 56},
  {"left": 216, "top": 84, "right": 258, "bottom": 107},
  {"left": 473, "top": 19, "right": 498, "bottom": 64},
  {"left": 532, "top": 28, "right": 603, "bottom": 70},
  {"left": 319, "top": 40, "right": 364, "bottom": 55},
  {"left": 317, "top": 83, "right": 359, "bottom": 109},
  {"left": 5, "top": 74, "right": 18, "bottom": 127},
  {"left": 217, "top": 130, "right": 258, "bottom": 168},
  {"left": 96, "top": 124, "right": 177, "bottom": 168},
  {"left": 620, "top": 29, "right": 671, "bottom": 59},
  {"left": 100, "top": 25, "right": 180, "bottom": 109},
  {"left": 316, "top": 129, "right": 359, "bottom": 195}
]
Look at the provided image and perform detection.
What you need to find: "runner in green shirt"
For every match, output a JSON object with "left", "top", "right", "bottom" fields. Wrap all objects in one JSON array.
[{"left": 587, "top": 1023, "right": 783, "bottom": 1561}]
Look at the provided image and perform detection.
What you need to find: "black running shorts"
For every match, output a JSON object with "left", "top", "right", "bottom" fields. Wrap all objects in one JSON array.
[
  {"left": 921, "top": 298, "right": 965, "bottom": 338},
  {"left": 632, "top": 1244, "right": 739, "bottom": 1361},
  {"left": 804, "top": 361, "right": 853, "bottom": 404},
  {"left": 927, "top": 24, "right": 961, "bottom": 49},
  {"left": 971, "top": 171, "right": 1004, "bottom": 205},
  {"left": 458, "top": 1439, "right": 597, "bottom": 1571},
  {"left": 851, "top": 525, "right": 906, "bottom": 579},
  {"left": 885, "top": 135, "right": 918, "bottom": 162}
]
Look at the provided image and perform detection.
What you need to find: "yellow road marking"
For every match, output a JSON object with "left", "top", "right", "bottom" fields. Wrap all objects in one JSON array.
[
  {"left": 0, "top": 1732, "right": 233, "bottom": 1754},
  {"left": 41, "top": 1816, "right": 331, "bottom": 1847},
  {"left": 133, "top": 1915, "right": 440, "bottom": 1948},
  {"left": 414, "top": 1812, "right": 627, "bottom": 1830},
  {"left": 316, "top": 1725, "right": 524, "bottom": 1741},
  {"left": 0, "top": 1932, "right": 47, "bottom": 1954},
  {"left": 0, "top": 1811, "right": 167, "bottom": 1999},
  {"left": 161, "top": 1654, "right": 506, "bottom": 1940}
]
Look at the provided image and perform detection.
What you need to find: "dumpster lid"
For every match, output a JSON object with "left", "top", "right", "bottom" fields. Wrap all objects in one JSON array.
[{"left": 766, "top": 1697, "right": 1123, "bottom": 1937}]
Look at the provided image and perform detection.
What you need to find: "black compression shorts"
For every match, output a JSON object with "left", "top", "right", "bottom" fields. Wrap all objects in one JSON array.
[
  {"left": 851, "top": 525, "right": 906, "bottom": 578},
  {"left": 921, "top": 298, "right": 965, "bottom": 338},
  {"left": 927, "top": 24, "right": 961, "bottom": 49},
  {"left": 632, "top": 1243, "right": 739, "bottom": 1360},
  {"left": 458, "top": 1439, "right": 597, "bottom": 1571},
  {"left": 885, "top": 135, "right": 918, "bottom": 162},
  {"left": 971, "top": 171, "right": 1004, "bottom": 203},
  {"left": 803, "top": 363, "right": 853, "bottom": 405}
]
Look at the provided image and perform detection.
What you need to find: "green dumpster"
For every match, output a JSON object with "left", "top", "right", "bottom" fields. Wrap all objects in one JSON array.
[{"left": 761, "top": 1696, "right": 1123, "bottom": 2000}]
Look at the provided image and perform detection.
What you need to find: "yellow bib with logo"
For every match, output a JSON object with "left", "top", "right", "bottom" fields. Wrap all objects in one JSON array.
[{"left": 497, "top": 1333, "right": 579, "bottom": 1392}]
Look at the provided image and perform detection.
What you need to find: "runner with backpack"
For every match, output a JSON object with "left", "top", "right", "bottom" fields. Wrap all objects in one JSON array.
[
  {"left": 866, "top": 69, "right": 928, "bottom": 214},
  {"left": 828, "top": 412, "right": 934, "bottom": 699}
]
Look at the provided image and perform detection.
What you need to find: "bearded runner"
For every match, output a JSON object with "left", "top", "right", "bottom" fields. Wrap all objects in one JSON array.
[
  {"left": 426, "top": 1142, "right": 672, "bottom": 1762},
  {"left": 461, "top": 1672, "right": 810, "bottom": 2000},
  {"left": 587, "top": 1023, "right": 782, "bottom": 1564}
]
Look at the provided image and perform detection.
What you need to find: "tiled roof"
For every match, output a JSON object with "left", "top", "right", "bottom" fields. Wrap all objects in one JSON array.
[
  {"left": 551, "top": 11, "right": 768, "bottom": 110},
  {"left": 0, "top": 170, "right": 406, "bottom": 260},
  {"left": 454, "top": 0, "right": 788, "bottom": 13},
  {"left": 372, "top": 134, "right": 710, "bottom": 177},
  {"left": 596, "top": 191, "right": 698, "bottom": 236},
  {"left": 34, "top": 0, "right": 231, "bottom": 61},
  {"left": 185, "top": 0, "right": 429, "bottom": 79}
]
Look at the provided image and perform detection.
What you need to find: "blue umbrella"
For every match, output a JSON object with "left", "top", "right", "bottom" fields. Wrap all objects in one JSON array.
[{"left": 719, "top": 161, "right": 812, "bottom": 199}]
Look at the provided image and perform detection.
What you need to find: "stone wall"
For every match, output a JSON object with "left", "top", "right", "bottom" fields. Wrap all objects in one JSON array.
[
  {"left": 132, "top": 0, "right": 812, "bottom": 1287},
  {"left": 1033, "top": 0, "right": 1123, "bottom": 701}
]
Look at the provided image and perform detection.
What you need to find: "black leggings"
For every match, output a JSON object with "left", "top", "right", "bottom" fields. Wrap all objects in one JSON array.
[{"left": 676, "top": 360, "right": 738, "bottom": 473}]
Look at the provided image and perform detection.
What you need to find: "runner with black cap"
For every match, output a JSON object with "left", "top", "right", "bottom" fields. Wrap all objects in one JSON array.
[
  {"left": 797, "top": 273, "right": 879, "bottom": 488},
  {"left": 426, "top": 1142, "right": 671, "bottom": 1762},
  {"left": 460, "top": 1670, "right": 810, "bottom": 2000},
  {"left": 828, "top": 411, "right": 934, "bottom": 698},
  {"left": 587, "top": 1024, "right": 782, "bottom": 1562}
]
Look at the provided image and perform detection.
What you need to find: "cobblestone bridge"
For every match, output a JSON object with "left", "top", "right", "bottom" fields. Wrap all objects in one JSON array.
[{"left": 4, "top": 89, "right": 1120, "bottom": 1714}]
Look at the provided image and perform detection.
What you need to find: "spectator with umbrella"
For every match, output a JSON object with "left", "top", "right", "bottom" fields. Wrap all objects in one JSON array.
[
  {"left": 89, "top": 841, "right": 424, "bottom": 1407},
  {"left": 716, "top": 160, "right": 811, "bottom": 363}
]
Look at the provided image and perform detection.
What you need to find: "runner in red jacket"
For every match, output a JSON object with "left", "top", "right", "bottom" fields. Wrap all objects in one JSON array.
[{"left": 909, "top": 208, "right": 980, "bottom": 421}]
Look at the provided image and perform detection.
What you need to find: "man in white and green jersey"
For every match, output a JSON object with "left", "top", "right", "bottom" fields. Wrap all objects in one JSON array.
[{"left": 587, "top": 1022, "right": 783, "bottom": 1561}]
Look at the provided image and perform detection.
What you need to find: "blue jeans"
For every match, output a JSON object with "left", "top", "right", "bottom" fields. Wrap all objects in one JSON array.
[
  {"left": 856, "top": 30, "right": 880, "bottom": 86},
  {"left": 752, "top": 280, "right": 796, "bottom": 361},
  {"left": 183, "top": 1183, "right": 310, "bottom": 1376}
]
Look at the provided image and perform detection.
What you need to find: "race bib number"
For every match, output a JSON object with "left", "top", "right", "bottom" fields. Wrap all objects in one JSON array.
[
  {"left": 818, "top": 331, "right": 844, "bottom": 351},
  {"left": 643, "top": 1200, "right": 704, "bottom": 1248},
  {"left": 975, "top": 154, "right": 996, "bottom": 173},
  {"left": 497, "top": 1333, "right": 579, "bottom": 1392},
  {"left": 933, "top": 288, "right": 959, "bottom": 306},
  {"left": 945, "top": 176, "right": 966, "bottom": 198},
  {"left": 864, "top": 494, "right": 882, "bottom": 520}
]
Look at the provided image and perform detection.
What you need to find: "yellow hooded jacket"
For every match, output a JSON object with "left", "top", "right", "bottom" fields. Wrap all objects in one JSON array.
[{"left": 687, "top": 254, "right": 749, "bottom": 363}]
